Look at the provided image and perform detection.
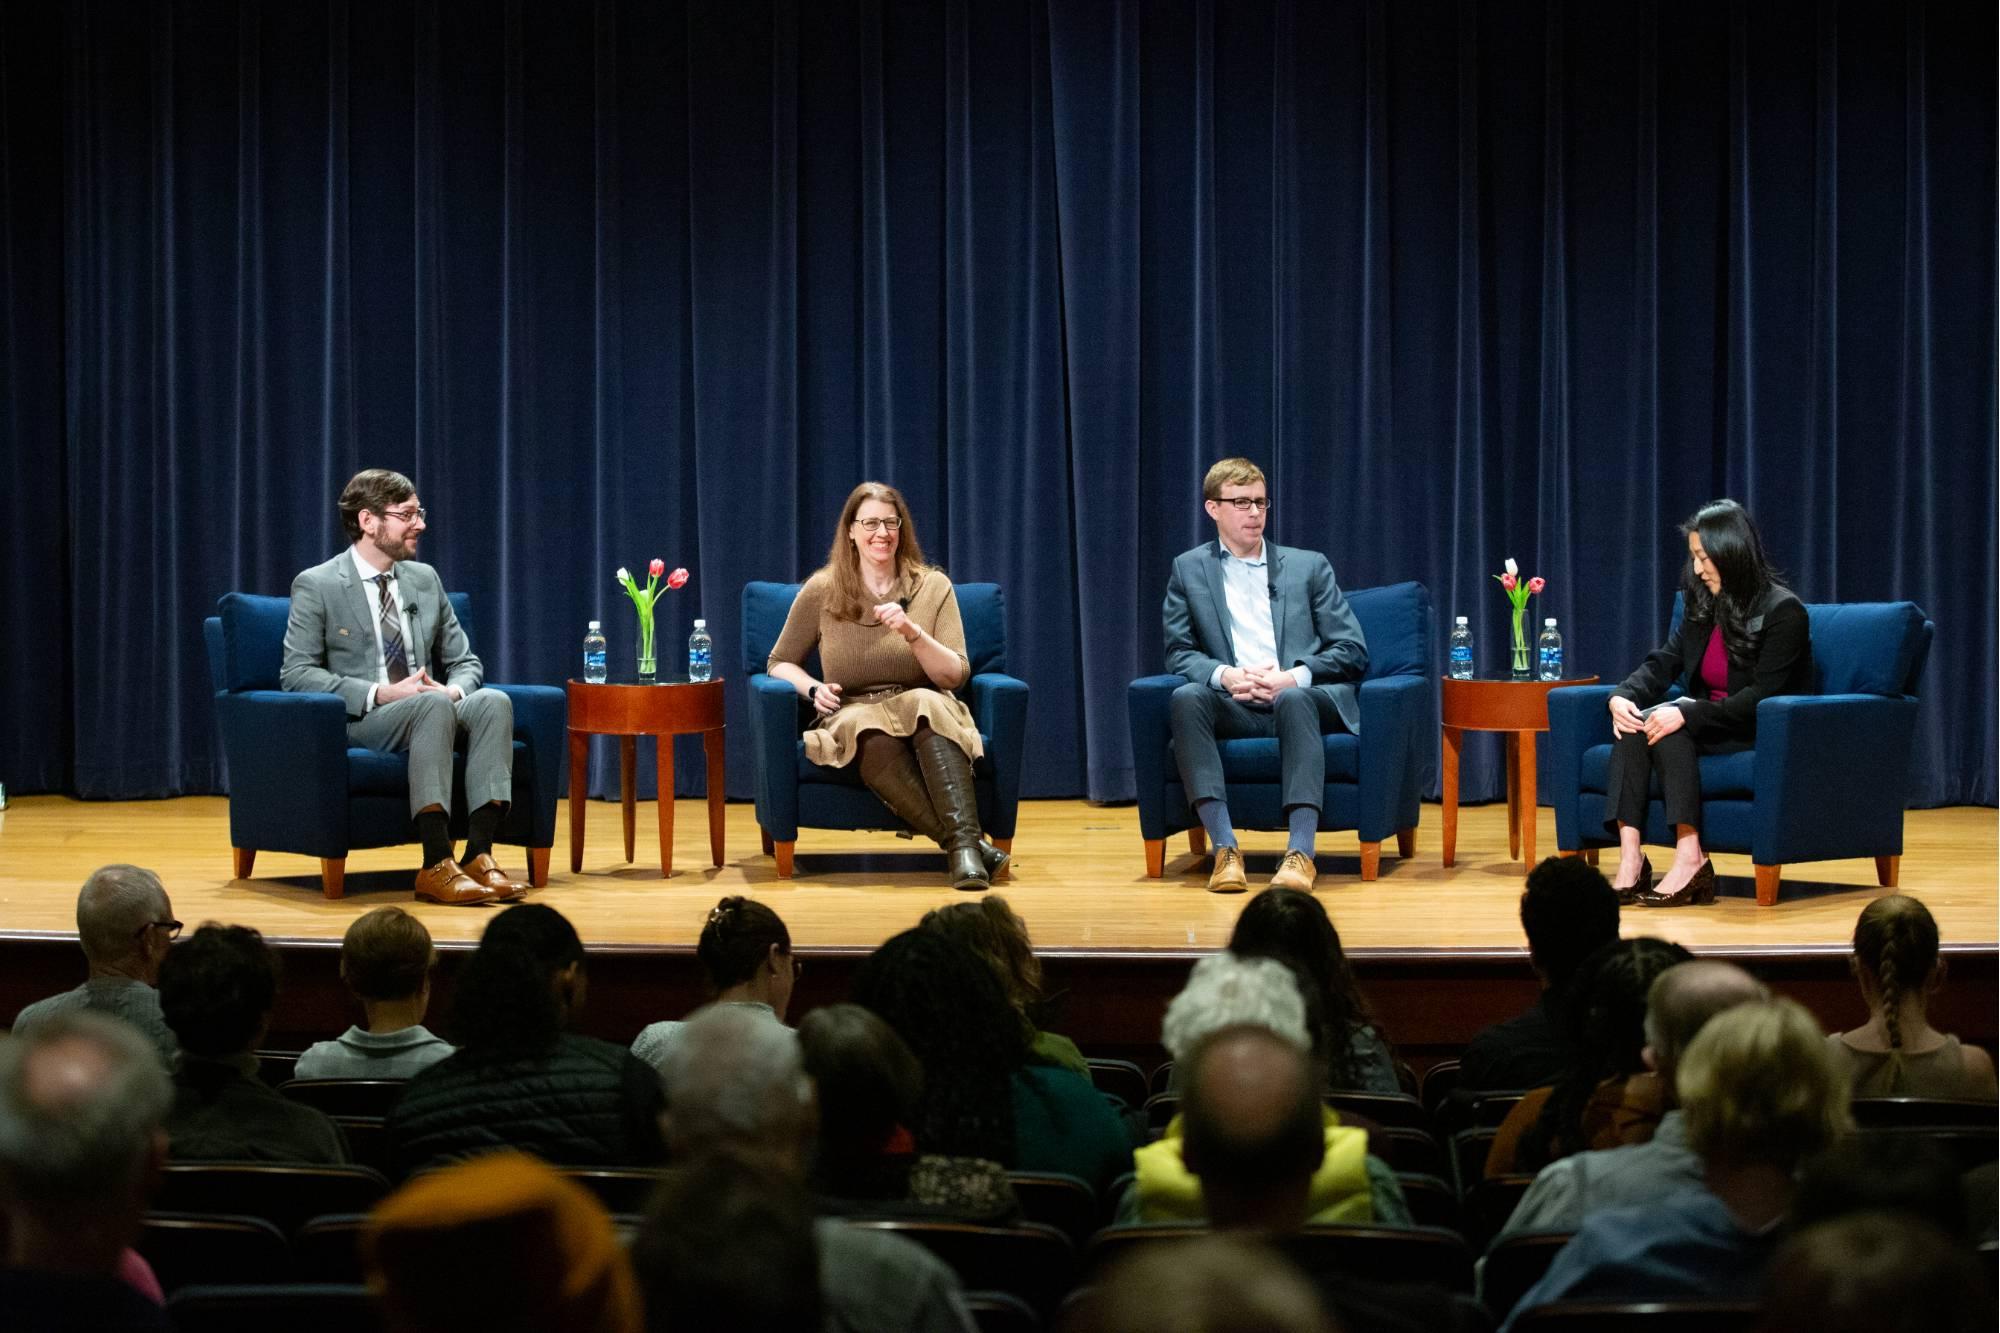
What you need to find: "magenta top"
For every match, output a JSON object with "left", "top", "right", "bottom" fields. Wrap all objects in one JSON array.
[{"left": 1696, "top": 628, "right": 1729, "bottom": 702}]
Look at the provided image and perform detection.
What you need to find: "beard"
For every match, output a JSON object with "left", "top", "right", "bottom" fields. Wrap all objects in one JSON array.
[{"left": 371, "top": 529, "right": 417, "bottom": 563}]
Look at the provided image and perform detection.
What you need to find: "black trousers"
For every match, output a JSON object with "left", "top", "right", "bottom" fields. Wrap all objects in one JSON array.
[
  {"left": 1601, "top": 727, "right": 1749, "bottom": 837},
  {"left": 1170, "top": 681, "right": 1348, "bottom": 814}
]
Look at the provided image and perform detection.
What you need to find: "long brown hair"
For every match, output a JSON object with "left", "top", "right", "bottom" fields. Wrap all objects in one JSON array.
[
  {"left": 819, "top": 482, "right": 932, "bottom": 622},
  {"left": 1852, "top": 894, "right": 1942, "bottom": 1093}
]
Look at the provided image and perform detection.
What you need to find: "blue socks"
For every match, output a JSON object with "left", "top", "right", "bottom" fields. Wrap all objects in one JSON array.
[
  {"left": 1286, "top": 805, "right": 1317, "bottom": 858},
  {"left": 1195, "top": 799, "right": 1238, "bottom": 850}
]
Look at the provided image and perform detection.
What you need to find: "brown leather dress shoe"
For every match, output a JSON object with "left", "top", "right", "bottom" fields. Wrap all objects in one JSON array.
[
  {"left": 1206, "top": 846, "right": 1249, "bottom": 894},
  {"left": 462, "top": 852, "right": 528, "bottom": 900},
  {"left": 414, "top": 857, "right": 502, "bottom": 906},
  {"left": 1269, "top": 849, "right": 1318, "bottom": 893}
]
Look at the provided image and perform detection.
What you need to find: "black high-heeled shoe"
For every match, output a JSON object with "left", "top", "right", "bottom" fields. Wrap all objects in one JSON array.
[
  {"left": 1637, "top": 858, "right": 1717, "bottom": 907},
  {"left": 1614, "top": 855, "right": 1653, "bottom": 906}
]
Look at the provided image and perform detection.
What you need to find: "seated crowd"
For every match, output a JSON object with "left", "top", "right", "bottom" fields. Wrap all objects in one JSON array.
[{"left": 0, "top": 859, "right": 1993, "bottom": 1333}]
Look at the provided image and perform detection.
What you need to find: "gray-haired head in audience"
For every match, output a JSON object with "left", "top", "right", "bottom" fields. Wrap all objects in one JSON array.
[
  {"left": 1162, "top": 952, "right": 1311, "bottom": 1063},
  {"left": 76, "top": 864, "right": 174, "bottom": 977},
  {"left": 658, "top": 1002, "right": 813, "bottom": 1166}
]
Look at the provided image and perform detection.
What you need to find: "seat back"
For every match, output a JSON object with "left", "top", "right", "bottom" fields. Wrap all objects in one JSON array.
[
  {"left": 1344, "top": 581, "right": 1434, "bottom": 681},
  {"left": 154, "top": 1163, "right": 392, "bottom": 1238},
  {"left": 1085, "top": 1223, "right": 1473, "bottom": 1293},
  {"left": 1481, "top": 1231, "right": 1576, "bottom": 1321},
  {"left": 293, "top": 1214, "right": 370, "bottom": 1284},
  {"left": 842, "top": 1218, "right": 1074, "bottom": 1315},
  {"left": 279, "top": 1079, "right": 411, "bottom": 1118},
  {"left": 1006, "top": 1171, "right": 1101, "bottom": 1245},
  {"left": 138, "top": 1212, "right": 292, "bottom": 1294},
  {"left": 166, "top": 1284, "right": 386, "bottom": 1333},
  {"left": 212, "top": 592, "right": 474, "bottom": 693},
  {"left": 1509, "top": 1301, "right": 1760, "bottom": 1332},
  {"left": 1083, "top": 1058, "right": 1150, "bottom": 1110},
  {"left": 741, "top": 580, "right": 1008, "bottom": 678},
  {"left": 1848, "top": 1097, "right": 2000, "bottom": 1130},
  {"left": 1662, "top": 593, "right": 1931, "bottom": 699}
]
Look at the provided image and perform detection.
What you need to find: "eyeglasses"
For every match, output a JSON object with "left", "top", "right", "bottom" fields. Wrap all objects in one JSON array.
[
  {"left": 852, "top": 517, "right": 903, "bottom": 533},
  {"left": 791, "top": 958, "right": 805, "bottom": 980},
  {"left": 377, "top": 506, "right": 428, "bottom": 525},
  {"left": 136, "top": 919, "right": 183, "bottom": 941},
  {"left": 1215, "top": 497, "right": 1272, "bottom": 513}
]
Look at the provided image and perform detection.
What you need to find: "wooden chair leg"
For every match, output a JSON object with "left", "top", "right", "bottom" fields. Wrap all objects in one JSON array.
[
  {"left": 1584, "top": 848, "right": 1599, "bottom": 866},
  {"left": 320, "top": 858, "right": 346, "bottom": 900},
  {"left": 1395, "top": 827, "right": 1416, "bottom": 859},
  {"left": 992, "top": 837, "right": 1013, "bottom": 881},
  {"left": 774, "top": 841, "right": 795, "bottom": 878},
  {"left": 233, "top": 847, "right": 256, "bottom": 879},
  {"left": 761, "top": 828, "right": 774, "bottom": 856},
  {"left": 1187, "top": 827, "right": 1208, "bottom": 860},
  {"left": 1874, "top": 855, "right": 1900, "bottom": 888},
  {"left": 1754, "top": 864, "right": 1782, "bottom": 907},
  {"left": 1144, "top": 838, "right": 1166, "bottom": 879},
  {"left": 527, "top": 846, "right": 551, "bottom": 888},
  {"left": 1358, "top": 841, "right": 1381, "bottom": 881}
]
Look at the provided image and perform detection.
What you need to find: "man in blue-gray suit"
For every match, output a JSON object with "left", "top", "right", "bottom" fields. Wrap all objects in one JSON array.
[
  {"left": 280, "top": 469, "right": 523, "bottom": 906},
  {"left": 1163, "top": 458, "right": 1368, "bottom": 894}
]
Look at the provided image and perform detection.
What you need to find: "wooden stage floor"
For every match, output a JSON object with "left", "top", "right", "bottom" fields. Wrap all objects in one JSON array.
[{"left": 1, "top": 796, "right": 1992, "bottom": 958}]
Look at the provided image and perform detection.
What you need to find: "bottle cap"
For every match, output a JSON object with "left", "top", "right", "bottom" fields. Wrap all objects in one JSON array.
[
  {"left": 588, "top": 620, "right": 601, "bottom": 630},
  {"left": 1545, "top": 618, "right": 1557, "bottom": 627},
  {"left": 693, "top": 619, "right": 707, "bottom": 629},
  {"left": 1455, "top": 616, "right": 1468, "bottom": 625}
]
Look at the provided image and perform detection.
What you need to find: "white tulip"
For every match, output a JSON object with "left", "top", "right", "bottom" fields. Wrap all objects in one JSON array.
[
  {"left": 1504, "top": 557, "right": 1518, "bottom": 576},
  {"left": 616, "top": 567, "right": 630, "bottom": 582}
]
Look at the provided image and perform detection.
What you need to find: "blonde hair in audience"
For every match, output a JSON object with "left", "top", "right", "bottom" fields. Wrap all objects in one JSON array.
[{"left": 1677, "top": 997, "right": 1853, "bottom": 1172}]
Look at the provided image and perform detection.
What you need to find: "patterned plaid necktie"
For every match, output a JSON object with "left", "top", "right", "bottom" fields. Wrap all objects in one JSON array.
[{"left": 373, "top": 573, "right": 410, "bottom": 684}]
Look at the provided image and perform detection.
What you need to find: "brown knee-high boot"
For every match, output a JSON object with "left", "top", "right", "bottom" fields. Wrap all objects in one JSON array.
[
  {"left": 857, "top": 732, "right": 1010, "bottom": 880},
  {"left": 912, "top": 729, "right": 991, "bottom": 890}
]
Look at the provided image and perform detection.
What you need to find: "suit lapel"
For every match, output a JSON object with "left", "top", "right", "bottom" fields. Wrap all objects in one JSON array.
[
  {"left": 404, "top": 573, "right": 426, "bottom": 673},
  {"left": 1266, "top": 545, "right": 1287, "bottom": 665},
  {"left": 338, "top": 557, "right": 377, "bottom": 672},
  {"left": 1202, "top": 543, "right": 1236, "bottom": 664}
]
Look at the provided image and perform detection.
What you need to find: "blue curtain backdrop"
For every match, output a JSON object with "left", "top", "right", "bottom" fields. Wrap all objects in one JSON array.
[{"left": 3, "top": 0, "right": 1993, "bottom": 810}]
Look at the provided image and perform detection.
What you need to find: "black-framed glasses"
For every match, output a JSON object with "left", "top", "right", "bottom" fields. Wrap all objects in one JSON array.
[
  {"left": 136, "top": 919, "right": 183, "bottom": 941},
  {"left": 378, "top": 506, "right": 428, "bottom": 524},
  {"left": 1216, "top": 497, "right": 1272, "bottom": 513},
  {"left": 852, "top": 516, "right": 903, "bottom": 533}
]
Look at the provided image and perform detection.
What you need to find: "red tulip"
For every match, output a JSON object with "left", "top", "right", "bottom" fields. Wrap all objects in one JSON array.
[
  {"left": 667, "top": 567, "right": 690, "bottom": 589},
  {"left": 649, "top": 558, "right": 666, "bottom": 578},
  {"left": 1527, "top": 576, "right": 1546, "bottom": 594},
  {"left": 1500, "top": 572, "right": 1517, "bottom": 591}
]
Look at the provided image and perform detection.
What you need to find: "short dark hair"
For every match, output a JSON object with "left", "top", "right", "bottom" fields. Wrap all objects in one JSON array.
[
  {"left": 696, "top": 897, "right": 791, "bottom": 995},
  {"left": 450, "top": 904, "right": 586, "bottom": 1055},
  {"left": 631, "top": 1150, "right": 823, "bottom": 1333},
  {"left": 1519, "top": 856, "right": 1621, "bottom": 990},
  {"left": 158, "top": 924, "right": 279, "bottom": 1059},
  {"left": 796, "top": 1003, "right": 922, "bottom": 1165},
  {"left": 339, "top": 907, "right": 436, "bottom": 1002},
  {"left": 338, "top": 468, "right": 416, "bottom": 543}
]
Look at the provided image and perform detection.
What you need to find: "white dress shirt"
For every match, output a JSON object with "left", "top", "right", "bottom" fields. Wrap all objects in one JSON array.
[
  {"left": 350, "top": 546, "right": 416, "bottom": 712},
  {"left": 1207, "top": 541, "right": 1313, "bottom": 698}
]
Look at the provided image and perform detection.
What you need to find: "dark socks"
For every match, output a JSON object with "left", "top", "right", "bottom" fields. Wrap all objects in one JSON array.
[
  {"left": 1195, "top": 798, "right": 1238, "bottom": 850},
  {"left": 415, "top": 809, "right": 453, "bottom": 867},
  {"left": 463, "top": 802, "right": 502, "bottom": 862}
]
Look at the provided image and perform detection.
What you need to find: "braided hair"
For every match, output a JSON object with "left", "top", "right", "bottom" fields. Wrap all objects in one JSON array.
[
  {"left": 697, "top": 897, "right": 792, "bottom": 996},
  {"left": 1852, "top": 895, "right": 1942, "bottom": 1094},
  {"left": 1518, "top": 936, "right": 1693, "bottom": 1171}
]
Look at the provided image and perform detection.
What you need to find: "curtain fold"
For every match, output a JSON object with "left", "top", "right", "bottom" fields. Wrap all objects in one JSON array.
[{"left": 3, "top": 0, "right": 1991, "bottom": 808}]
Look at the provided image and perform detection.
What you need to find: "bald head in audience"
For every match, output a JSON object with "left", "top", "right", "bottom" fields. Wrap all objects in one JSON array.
[
  {"left": 76, "top": 865, "right": 176, "bottom": 984},
  {"left": 1058, "top": 1234, "right": 1338, "bottom": 1333},
  {"left": 1643, "top": 960, "right": 1768, "bottom": 1101},
  {"left": 1181, "top": 1024, "right": 1326, "bottom": 1231}
]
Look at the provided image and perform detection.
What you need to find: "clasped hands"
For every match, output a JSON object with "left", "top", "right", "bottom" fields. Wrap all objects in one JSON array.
[
  {"left": 1609, "top": 695, "right": 1685, "bottom": 745},
  {"left": 1221, "top": 663, "right": 1298, "bottom": 705},
  {"left": 379, "top": 669, "right": 459, "bottom": 705}
]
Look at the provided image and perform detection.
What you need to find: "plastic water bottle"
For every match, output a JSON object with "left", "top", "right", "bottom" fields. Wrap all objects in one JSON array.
[
  {"left": 1448, "top": 616, "right": 1474, "bottom": 679},
  {"left": 582, "top": 621, "right": 607, "bottom": 683},
  {"left": 1538, "top": 618, "right": 1564, "bottom": 681},
  {"left": 688, "top": 619, "right": 713, "bottom": 682}
]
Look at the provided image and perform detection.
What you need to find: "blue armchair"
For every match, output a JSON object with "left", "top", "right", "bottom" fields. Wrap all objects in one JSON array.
[
  {"left": 1547, "top": 598, "right": 1933, "bottom": 906},
  {"left": 742, "top": 581, "right": 1029, "bottom": 877},
  {"left": 1128, "top": 581, "right": 1436, "bottom": 880},
  {"left": 203, "top": 592, "right": 566, "bottom": 899}
]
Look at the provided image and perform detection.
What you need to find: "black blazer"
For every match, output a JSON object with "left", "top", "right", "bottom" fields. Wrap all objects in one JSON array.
[{"left": 1613, "top": 588, "right": 1812, "bottom": 745}]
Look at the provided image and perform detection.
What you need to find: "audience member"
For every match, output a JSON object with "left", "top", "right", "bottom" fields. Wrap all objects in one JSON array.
[
  {"left": 1181, "top": 1025, "right": 1341, "bottom": 1229},
  {"left": 1758, "top": 1212, "right": 1989, "bottom": 1333},
  {"left": 1788, "top": 1134, "right": 1970, "bottom": 1241},
  {"left": 0, "top": 1013, "right": 175, "bottom": 1331},
  {"left": 1057, "top": 1234, "right": 1339, "bottom": 1333},
  {"left": 1459, "top": 857, "right": 1620, "bottom": 1094},
  {"left": 10, "top": 865, "right": 181, "bottom": 1070},
  {"left": 852, "top": 928, "right": 1132, "bottom": 1196},
  {"left": 1136, "top": 955, "right": 1407, "bottom": 1227},
  {"left": 1228, "top": 887, "right": 1399, "bottom": 1094},
  {"left": 1503, "top": 997, "right": 1853, "bottom": 1328},
  {"left": 656, "top": 1004, "right": 976, "bottom": 1333},
  {"left": 921, "top": 896, "right": 1088, "bottom": 1076},
  {"left": 797, "top": 1002, "right": 1015, "bottom": 1222},
  {"left": 1827, "top": 894, "right": 1997, "bottom": 1100},
  {"left": 157, "top": 924, "right": 348, "bottom": 1163},
  {"left": 388, "top": 904, "right": 664, "bottom": 1173},
  {"left": 1496, "top": 959, "right": 1766, "bottom": 1240},
  {"left": 631, "top": 1150, "right": 824, "bottom": 1333},
  {"left": 362, "top": 1150, "right": 641, "bottom": 1333},
  {"left": 295, "top": 906, "right": 453, "bottom": 1080},
  {"left": 1486, "top": 936, "right": 1692, "bottom": 1176},
  {"left": 632, "top": 896, "right": 796, "bottom": 1073}
]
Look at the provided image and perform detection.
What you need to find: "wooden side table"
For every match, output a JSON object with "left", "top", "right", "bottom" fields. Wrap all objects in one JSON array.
[
  {"left": 567, "top": 677, "right": 726, "bottom": 877},
  {"left": 1440, "top": 675, "right": 1599, "bottom": 869}
]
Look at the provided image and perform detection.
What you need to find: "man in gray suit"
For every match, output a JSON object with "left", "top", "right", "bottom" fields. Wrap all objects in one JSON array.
[
  {"left": 1164, "top": 458, "right": 1368, "bottom": 894},
  {"left": 281, "top": 468, "right": 523, "bottom": 905}
]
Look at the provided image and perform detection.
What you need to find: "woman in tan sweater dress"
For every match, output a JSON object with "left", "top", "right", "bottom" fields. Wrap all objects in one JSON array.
[{"left": 766, "top": 482, "right": 1007, "bottom": 890}]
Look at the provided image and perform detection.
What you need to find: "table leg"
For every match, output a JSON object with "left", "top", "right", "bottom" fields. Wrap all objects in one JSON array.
[
  {"left": 620, "top": 736, "right": 637, "bottom": 863},
  {"left": 1504, "top": 733, "right": 1522, "bottom": 860},
  {"left": 704, "top": 728, "right": 726, "bottom": 868},
  {"left": 568, "top": 731, "right": 589, "bottom": 873},
  {"left": 657, "top": 737, "right": 676, "bottom": 877},
  {"left": 1519, "top": 730, "right": 1538, "bottom": 867},
  {"left": 1440, "top": 726, "right": 1462, "bottom": 868}
]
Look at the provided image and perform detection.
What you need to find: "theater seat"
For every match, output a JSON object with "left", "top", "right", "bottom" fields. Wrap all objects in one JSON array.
[
  {"left": 167, "top": 1284, "right": 385, "bottom": 1333},
  {"left": 138, "top": 1213, "right": 291, "bottom": 1294}
]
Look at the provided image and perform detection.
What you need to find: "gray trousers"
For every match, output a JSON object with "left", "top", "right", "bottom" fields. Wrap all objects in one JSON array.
[
  {"left": 348, "top": 687, "right": 514, "bottom": 819},
  {"left": 1170, "top": 681, "right": 1346, "bottom": 814}
]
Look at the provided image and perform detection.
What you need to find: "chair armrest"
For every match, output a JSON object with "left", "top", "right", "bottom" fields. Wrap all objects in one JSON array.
[
  {"left": 1546, "top": 686, "right": 1617, "bottom": 850},
  {"left": 747, "top": 673, "right": 804, "bottom": 841},
  {"left": 1128, "top": 675, "right": 1186, "bottom": 840},
  {"left": 490, "top": 684, "right": 566, "bottom": 846},
  {"left": 1752, "top": 694, "right": 1919, "bottom": 864},
  {"left": 965, "top": 673, "right": 1030, "bottom": 839},
  {"left": 214, "top": 691, "right": 353, "bottom": 857},
  {"left": 1356, "top": 674, "right": 1430, "bottom": 841}
]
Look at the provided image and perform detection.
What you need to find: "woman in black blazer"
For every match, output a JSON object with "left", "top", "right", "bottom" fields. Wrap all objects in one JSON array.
[{"left": 1605, "top": 500, "right": 1813, "bottom": 907}]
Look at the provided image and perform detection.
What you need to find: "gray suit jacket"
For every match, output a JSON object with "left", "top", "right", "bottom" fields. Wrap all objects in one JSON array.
[
  {"left": 1163, "top": 540, "right": 1370, "bottom": 733},
  {"left": 280, "top": 553, "right": 483, "bottom": 719}
]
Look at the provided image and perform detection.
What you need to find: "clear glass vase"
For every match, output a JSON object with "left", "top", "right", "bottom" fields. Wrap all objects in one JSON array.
[
  {"left": 637, "top": 620, "right": 657, "bottom": 681},
  {"left": 1509, "top": 608, "right": 1531, "bottom": 680}
]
